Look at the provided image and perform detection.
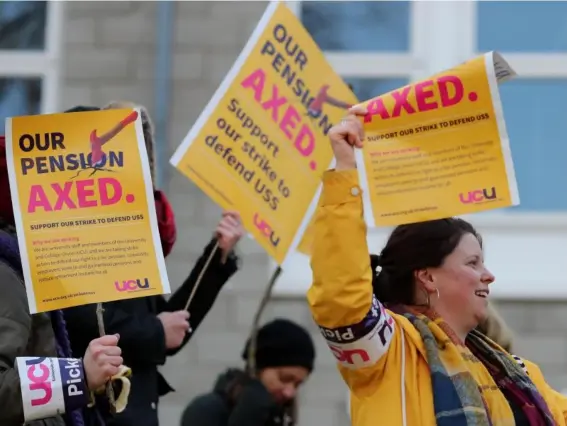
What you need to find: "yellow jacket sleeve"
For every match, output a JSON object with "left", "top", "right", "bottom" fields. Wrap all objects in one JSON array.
[{"left": 307, "top": 169, "right": 397, "bottom": 375}]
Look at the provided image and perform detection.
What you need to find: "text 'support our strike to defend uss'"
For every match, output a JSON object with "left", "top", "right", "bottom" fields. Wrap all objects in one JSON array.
[
  {"left": 170, "top": 1, "right": 357, "bottom": 266},
  {"left": 356, "top": 52, "right": 520, "bottom": 227},
  {"left": 5, "top": 109, "right": 170, "bottom": 314}
]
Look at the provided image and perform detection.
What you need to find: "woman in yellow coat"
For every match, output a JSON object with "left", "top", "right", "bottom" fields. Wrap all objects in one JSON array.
[{"left": 308, "top": 105, "right": 567, "bottom": 426}]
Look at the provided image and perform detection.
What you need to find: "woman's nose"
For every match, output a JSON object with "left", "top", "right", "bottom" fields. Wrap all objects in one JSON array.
[{"left": 482, "top": 267, "right": 495, "bottom": 285}]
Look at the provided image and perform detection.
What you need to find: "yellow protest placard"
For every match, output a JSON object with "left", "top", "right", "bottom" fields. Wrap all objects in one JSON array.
[
  {"left": 6, "top": 109, "right": 170, "bottom": 313},
  {"left": 356, "top": 52, "right": 520, "bottom": 226},
  {"left": 171, "top": 1, "right": 357, "bottom": 266}
]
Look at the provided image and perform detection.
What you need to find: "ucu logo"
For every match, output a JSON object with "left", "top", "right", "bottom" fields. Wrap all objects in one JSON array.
[
  {"left": 25, "top": 357, "right": 52, "bottom": 407},
  {"left": 115, "top": 278, "right": 151, "bottom": 292},
  {"left": 458, "top": 187, "right": 497, "bottom": 204},
  {"left": 253, "top": 213, "right": 280, "bottom": 248}
]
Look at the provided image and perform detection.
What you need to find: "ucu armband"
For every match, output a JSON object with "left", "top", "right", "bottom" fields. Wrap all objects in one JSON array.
[
  {"left": 17, "top": 357, "right": 89, "bottom": 422},
  {"left": 319, "top": 295, "right": 395, "bottom": 370}
]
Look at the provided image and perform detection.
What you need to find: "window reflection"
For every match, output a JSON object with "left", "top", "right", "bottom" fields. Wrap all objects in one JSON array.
[
  {"left": 0, "top": 1, "right": 47, "bottom": 50},
  {"left": 499, "top": 79, "right": 567, "bottom": 211},
  {"left": 344, "top": 77, "right": 409, "bottom": 103},
  {"left": 477, "top": 1, "right": 567, "bottom": 53},
  {"left": 302, "top": 1, "right": 410, "bottom": 52},
  {"left": 0, "top": 79, "right": 42, "bottom": 134}
]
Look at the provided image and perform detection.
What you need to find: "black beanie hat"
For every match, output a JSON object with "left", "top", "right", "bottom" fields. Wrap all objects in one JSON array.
[{"left": 242, "top": 318, "right": 315, "bottom": 372}]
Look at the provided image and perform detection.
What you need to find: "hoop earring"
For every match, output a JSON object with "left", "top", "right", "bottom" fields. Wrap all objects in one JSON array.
[
  {"left": 424, "top": 288, "right": 440, "bottom": 308},
  {"left": 424, "top": 288, "right": 431, "bottom": 308}
]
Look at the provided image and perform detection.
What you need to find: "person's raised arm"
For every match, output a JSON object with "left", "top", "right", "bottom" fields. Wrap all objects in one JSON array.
[
  {"left": 164, "top": 211, "right": 242, "bottom": 355},
  {"left": 307, "top": 106, "right": 397, "bottom": 380}
]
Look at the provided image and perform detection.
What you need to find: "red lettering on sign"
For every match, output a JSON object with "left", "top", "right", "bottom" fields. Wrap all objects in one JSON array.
[
  {"left": 28, "top": 177, "right": 125, "bottom": 213},
  {"left": 364, "top": 75, "right": 469, "bottom": 123},
  {"left": 241, "top": 68, "right": 318, "bottom": 171},
  {"left": 459, "top": 187, "right": 497, "bottom": 204},
  {"left": 252, "top": 213, "right": 280, "bottom": 248}
]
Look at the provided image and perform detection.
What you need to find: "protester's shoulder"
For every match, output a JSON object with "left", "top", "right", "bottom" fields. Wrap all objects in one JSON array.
[
  {"left": 187, "top": 391, "right": 228, "bottom": 410},
  {"left": 0, "top": 259, "right": 32, "bottom": 346},
  {"left": 516, "top": 356, "right": 542, "bottom": 379},
  {"left": 505, "top": 354, "right": 547, "bottom": 390},
  {"left": 181, "top": 392, "right": 229, "bottom": 423},
  {"left": 387, "top": 308, "right": 425, "bottom": 348},
  {"left": 0, "top": 258, "right": 27, "bottom": 306},
  {"left": 0, "top": 229, "right": 24, "bottom": 290},
  {"left": 518, "top": 356, "right": 567, "bottom": 409},
  {"left": 392, "top": 310, "right": 420, "bottom": 331}
]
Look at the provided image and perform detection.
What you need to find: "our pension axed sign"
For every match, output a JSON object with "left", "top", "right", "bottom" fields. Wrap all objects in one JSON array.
[
  {"left": 5, "top": 109, "right": 170, "bottom": 313},
  {"left": 356, "top": 52, "right": 521, "bottom": 227},
  {"left": 171, "top": 1, "right": 357, "bottom": 266}
]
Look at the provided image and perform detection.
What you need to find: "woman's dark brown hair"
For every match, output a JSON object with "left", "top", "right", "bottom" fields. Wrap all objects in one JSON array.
[{"left": 371, "top": 218, "right": 481, "bottom": 306}]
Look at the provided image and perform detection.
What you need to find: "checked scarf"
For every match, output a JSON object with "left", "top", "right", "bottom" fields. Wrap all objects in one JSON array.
[{"left": 401, "top": 308, "right": 556, "bottom": 426}]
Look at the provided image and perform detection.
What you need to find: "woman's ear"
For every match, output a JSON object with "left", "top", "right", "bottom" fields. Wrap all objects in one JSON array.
[{"left": 414, "top": 269, "right": 436, "bottom": 293}]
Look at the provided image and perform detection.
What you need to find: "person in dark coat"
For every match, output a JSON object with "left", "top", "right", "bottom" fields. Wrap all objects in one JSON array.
[
  {"left": 61, "top": 103, "right": 244, "bottom": 426},
  {"left": 0, "top": 135, "right": 127, "bottom": 426},
  {"left": 180, "top": 319, "right": 316, "bottom": 426}
]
